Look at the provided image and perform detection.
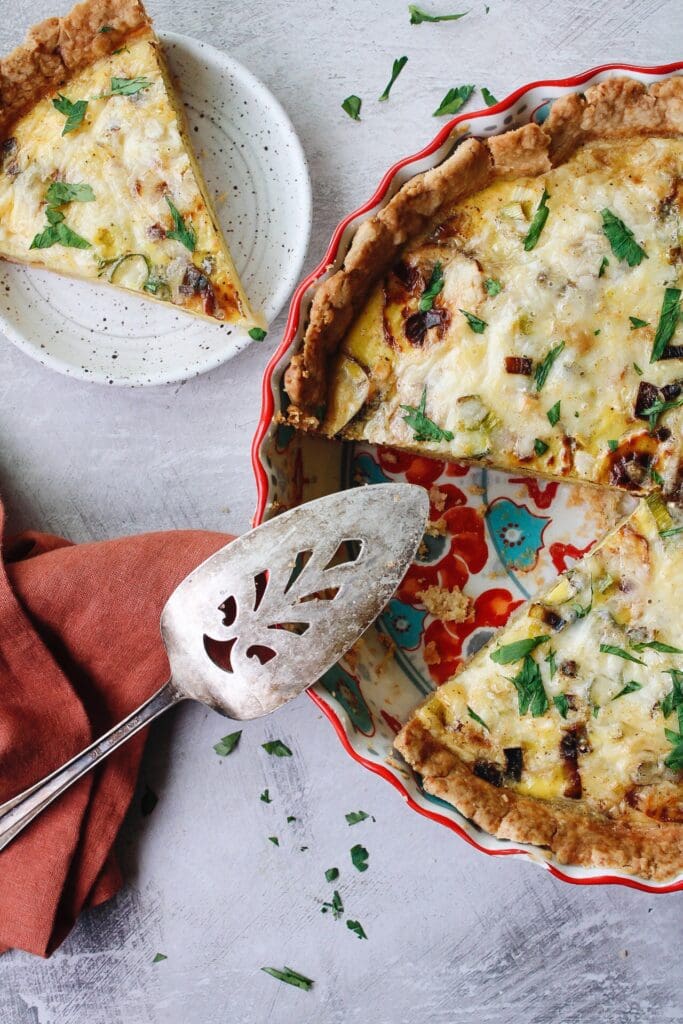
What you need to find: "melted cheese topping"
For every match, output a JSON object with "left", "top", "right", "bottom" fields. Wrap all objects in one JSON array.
[
  {"left": 0, "top": 32, "right": 256, "bottom": 326},
  {"left": 329, "top": 138, "right": 683, "bottom": 496},
  {"left": 413, "top": 499, "right": 683, "bottom": 818}
]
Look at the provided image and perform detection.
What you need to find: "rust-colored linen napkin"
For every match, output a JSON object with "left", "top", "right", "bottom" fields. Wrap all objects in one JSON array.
[{"left": 0, "top": 503, "right": 231, "bottom": 957}]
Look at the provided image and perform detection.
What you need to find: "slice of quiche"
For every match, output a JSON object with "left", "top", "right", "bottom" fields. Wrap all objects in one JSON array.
[
  {"left": 285, "top": 78, "right": 683, "bottom": 498},
  {"left": 395, "top": 495, "right": 683, "bottom": 880},
  {"left": 0, "top": 0, "right": 260, "bottom": 328}
]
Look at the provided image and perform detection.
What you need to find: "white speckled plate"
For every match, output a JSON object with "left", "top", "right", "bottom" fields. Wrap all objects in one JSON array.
[{"left": 0, "top": 32, "right": 311, "bottom": 386}]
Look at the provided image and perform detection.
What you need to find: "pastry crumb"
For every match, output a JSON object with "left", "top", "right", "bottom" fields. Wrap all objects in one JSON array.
[{"left": 418, "top": 584, "right": 472, "bottom": 623}]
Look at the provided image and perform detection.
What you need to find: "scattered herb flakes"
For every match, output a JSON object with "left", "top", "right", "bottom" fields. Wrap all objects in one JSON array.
[
  {"left": 600, "top": 209, "right": 646, "bottom": 267},
  {"left": 633, "top": 362, "right": 644, "bottom": 375},
  {"left": 547, "top": 400, "right": 561, "bottom": 427},
  {"left": 213, "top": 730, "right": 242, "bottom": 757},
  {"left": 346, "top": 919, "right": 368, "bottom": 940},
  {"left": 484, "top": 277, "right": 502, "bottom": 296},
  {"left": 629, "top": 316, "right": 649, "bottom": 329},
  {"left": 262, "top": 739, "right": 293, "bottom": 757},
  {"left": 321, "top": 889, "right": 344, "bottom": 919},
  {"left": 45, "top": 182, "right": 95, "bottom": 205},
  {"left": 641, "top": 395, "right": 683, "bottom": 431},
  {"left": 534, "top": 340, "right": 565, "bottom": 391},
  {"left": 140, "top": 784, "right": 158, "bottom": 817},
  {"left": 260, "top": 789, "right": 272, "bottom": 803},
  {"left": 342, "top": 95, "right": 362, "bottom": 121},
  {"left": 261, "top": 966, "right": 314, "bottom": 992},
  {"left": 598, "top": 256, "right": 609, "bottom": 277},
  {"left": 287, "top": 815, "right": 297, "bottom": 823},
  {"left": 152, "top": 953, "right": 167, "bottom": 963},
  {"left": 650, "top": 287, "right": 681, "bottom": 362},
  {"left": 509, "top": 654, "right": 548, "bottom": 717},
  {"left": 553, "top": 693, "right": 569, "bottom": 719},
  {"left": 249, "top": 327, "right": 267, "bottom": 341},
  {"left": 409, "top": 4, "right": 468, "bottom": 23},
  {"left": 345, "top": 810, "right": 370, "bottom": 826},
  {"left": 433, "top": 84, "right": 474, "bottom": 117},
  {"left": 534, "top": 438, "right": 549, "bottom": 456},
  {"left": 165, "top": 196, "right": 196, "bottom": 252},
  {"left": 350, "top": 843, "right": 369, "bottom": 872},
  {"left": 599, "top": 643, "right": 645, "bottom": 666},
  {"left": 418, "top": 261, "right": 444, "bottom": 311},
  {"left": 632, "top": 640, "right": 683, "bottom": 654},
  {"left": 106, "top": 76, "right": 153, "bottom": 96},
  {"left": 268, "top": 836, "right": 279, "bottom": 846},
  {"left": 379, "top": 56, "right": 408, "bottom": 101},
  {"left": 523, "top": 188, "right": 550, "bottom": 251},
  {"left": 612, "top": 681, "right": 643, "bottom": 700},
  {"left": 459, "top": 308, "right": 487, "bottom": 333},
  {"left": 52, "top": 93, "right": 88, "bottom": 135},
  {"left": 490, "top": 635, "right": 550, "bottom": 665},
  {"left": 545, "top": 649, "right": 557, "bottom": 678},
  {"left": 467, "top": 705, "right": 490, "bottom": 731},
  {"left": 608, "top": 439, "right": 618, "bottom": 452},
  {"left": 594, "top": 329, "right": 601, "bottom": 336},
  {"left": 592, "top": 703, "right": 601, "bottom": 719},
  {"left": 401, "top": 386, "right": 454, "bottom": 443},
  {"left": 481, "top": 86, "right": 498, "bottom": 107},
  {"left": 325, "top": 867, "right": 340, "bottom": 882},
  {"left": 30, "top": 222, "right": 91, "bottom": 250}
]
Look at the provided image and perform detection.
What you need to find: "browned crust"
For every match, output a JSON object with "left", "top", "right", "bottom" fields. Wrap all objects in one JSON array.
[
  {"left": 286, "top": 75, "right": 683, "bottom": 420},
  {"left": 0, "top": 0, "right": 151, "bottom": 136},
  {"left": 395, "top": 718, "right": 683, "bottom": 881}
]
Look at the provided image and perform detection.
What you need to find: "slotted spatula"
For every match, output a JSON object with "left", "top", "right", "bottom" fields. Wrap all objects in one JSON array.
[{"left": 0, "top": 483, "right": 428, "bottom": 852}]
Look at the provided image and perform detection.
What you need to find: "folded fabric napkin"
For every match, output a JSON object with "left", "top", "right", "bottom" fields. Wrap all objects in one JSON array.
[{"left": 0, "top": 501, "right": 231, "bottom": 957}]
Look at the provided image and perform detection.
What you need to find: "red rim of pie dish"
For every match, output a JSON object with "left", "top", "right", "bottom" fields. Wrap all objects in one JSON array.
[{"left": 251, "top": 61, "right": 683, "bottom": 893}]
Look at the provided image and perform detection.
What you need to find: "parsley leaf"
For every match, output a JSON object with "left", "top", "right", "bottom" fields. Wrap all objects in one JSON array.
[
  {"left": 52, "top": 93, "right": 88, "bottom": 135},
  {"left": 346, "top": 919, "right": 368, "bottom": 939},
  {"left": 600, "top": 209, "right": 647, "bottom": 267},
  {"left": 547, "top": 400, "right": 561, "bottom": 426},
  {"left": 213, "top": 730, "right": 242, "bottom": 756},
  {"left": 631, "top": 639, "right": 683, "bottom": 654},
  {"left": 534, "top": 340, "right": 565, "bottom": 391},
  {"left": 484, "top": 277, "right": 502, "bottom": 296},
  {"left": 608, "top": 439, "right": 618, "bottom": 452},
  {"left": 629, "top": 316, "right": 649, "bottom": 329},
  {"left": 45, "top": 182, "right": 95, "bottom": 205},
  {"left": 640, "top": 395, "right": 683, "bottom": 431},
  {"left": 665, "top": 741, "right": 683, "bottom": 773},
  {"left": 379, "top": 56, "right": 408, "bottom": 101},
  {"left": 249, "top": 327, "right": 267, "bottom": 341},
  {"left": 268, "top": 836, "right": 279, "bottom": 846},
  {"left": 262, "top": 739, "right": 292, "bottom": 756},
  {"left": 534, "top": 438, "right": 549, "bottom": 456},
  {"left": 351, "top": 843, "right": 369, "bottom": 872},
  {"left": 433, "top": 84, "right": 474, "bottom": 116},
  {"left": 165, "top": 196, "right": 196, "bottom": 252},
  {"left": 262, "top": 966, "right": 314, "bottom": 991},
  {"left": 599, "top": 643, "right": 645, "bottom": 666},
  {"left": 523, "top": 188, "right": 550, "bottom": 251},
  {"left": 661, "top": 669, "right": 683, "bottom": 726},
  {"left": 490, "top": 635, "right": 550, "bottom": 664},
  {"left": 287, "top": 815, "right": 297, "bottom": 823},
  {"left": 660, "top": 526, "right": 683, "bottom": 538},
  {"left": 598, "top": 256, "right": 609, "bottom": 277},
  {"left": 409, "top": 5, "right": 468, "bottom": 23},
  {"left": 345, "top": 810, "right": 369, "bottom": 825},
  {"left": 481, "top": 86, "right": 498, "bottom": 107},
  {"left": 46, "top": 208, "right": 65, "bottom": 225},
  {"left": 400, "top": 386, "right": 454, "bottom": 443},
  {"left": 321, "top": 889, "right": 344, "bottom": 918},
  {"left": 459, "top": 308, "right": 487, "bottom": 333},
  {"left": 508, "top": 654, "right": 548, "bottom": 717},
  {"left": 545, "top": 649, "right": 557, "bottom": 678},
  {"left": 612, "top": 681, "right": 642, "bottom": 700},
  {"left": 342, "top": 95, "right": 362, "bottom": 120},
  {"left": 553, "top": 693, "right": 569, "bottom": 719},
  {"left": 260, "top": 788, "right": 272, "bottom": 803},
  {"left": 152, "top": 953, "right": 167, "bottom": 963},
  {"left": 325, "top": 867, "right": 339, "bottom": 882},
  {"left": 418, "top": 262, "right": 444, "bottom": 311},
  {"left": 467, "top": 705, "right": 490, "bottom": 731},
  {"left": 107, "top": 76, "right": 153, "bottom": 96},
  {"left": 30, "top": 222, "right": 91, "bottom": 250},
  {"left": 650, "top": 287, "right": 681, "bottom": 362}
]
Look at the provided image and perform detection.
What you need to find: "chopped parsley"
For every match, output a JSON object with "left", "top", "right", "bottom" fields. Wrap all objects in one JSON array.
[
  {"left": 660, "top": 526, "right": 683, "bottom": 538},
  {"left": 99, "top": 24, "right": 114, "bottom": 32},
  {"left": 140, "top": 785, "right": 158, "bottom": 816},
  {"left": 662, "top": 670, "right": 683, "bottom": 726},
  {"left": 545, "top": 649, "right": 557, "bottom": 678},
  {"left": 534, "top": 340, "right": 565, "bottom": 391},
  {"left": 629, "top": 316, "right": 649, "bottom": 329},
  {"left": 104, "top": 76, "right": 153, "bottom": 97},
  {"left": 534, "top": 438, "right": 549, "bottom": 456},
  {"left": 400, "top": 387, "right": 454, "bottom": 442},
  {"left": 213, "top": 730, "right": 241, "bottom": 756},
  {"left": 409, "top": 4, "right": 468, "bottom": 22},
  {"left": 598, "top": 256, "right": 609, "bottom": 277},
  {"left": 268, "top": 836, "right": 279, "bottom": 846},
  {"left": 346, "top": 919, "right": 368, "bottom": 940},
  {"left": 459, "top": 309, "right": 487, "bottom": 333},
  {"left": 30, "top": 222, "right": 91, "bottom": 250},
  {"left": 418, "top": 262, "right": 444, "bottom": 311},
  {"left": 262, "top": 739, "right": 292, "bottom": 756},
  {"left": 341, "top": 95, "right": 362, "bottom": 120},
  {"left": 351, "top": 843, "right": 369, "bottom": 872},
  {"left": 633, "top": 362, "right": 644, "bottom": 375},
  {"left": 260, "top": 789, "right": 272, "bottom": 803},
  {"left": 523, "top": 188, "right": 550, "bottom": 251},
  {"left": 599, "top": 643, "right": 645, "bottom": 666},
  {"left": 321, "top": 889, "right": 344, "bottom": 918},
  {"left": 640, "top": 396, "right": 683, "bottom": 432},
  {"left": 546, "top": 400, "right": 561, "bottom": 426},
  {"left": 665, "top": 740, "right": 683, "bottom": 773},
  {"left": 52, "top": 93, "right": 88, "bottom": 135},
  {"left": 45, "top": 182, "right": 95, "bottom": 205},
  {"left": 509, "top": 655, "right": 548, "bottom": 717},
  {"left": 249, "top": 327, "right": 268, "bottom": 341},
  {"left": 152, "top": 953, "right": 167, "bottom": 963},
  {"left": 379, "top": 56, "right": 408, "bottom": 100},
  {"left": 287, "top": 815, "right": 297, "bottom": 823},
  {"left": 467, "top": 705, "right": 490, "bottom": 731},
  {"left": 612, "top": 681, "right": 642, "bottom": 700},
  {"left": 484, "top": 277, "right": 502, "bottom": 296},
  {"left": 345, "top": 810, "right": 370, "bottom": 825},
  {"left": 490, "top": 635, "right": 550, "bottom": 665},
  {"left": 261, "top": 966, "right": 314, "bottom": 991},
  {"left": 433, "top": 84, "right": 474, "bottom": 117},
  {"left": 600, "top": 209, "right": 646, "bottom": 267},
  {"left": 481, "top": 86, "right": 498, "bottom": 106},
  {"left": 650, "top": 467, "right": 664, "bottom": 487},
  {"left": 165, "top": 196, "right": 196, "bottom": 252},
  {"left": 553, "top": 693, "right": 569, "bottom": 719},
  {"left": 650, "top": 287, "right": 681, "bottom": 362},
  {"left": 325, "top": 867, "right": 340, "bottom": 882},
  {"left": 608, "top": 439, "right": 618, "bottom": 452}
]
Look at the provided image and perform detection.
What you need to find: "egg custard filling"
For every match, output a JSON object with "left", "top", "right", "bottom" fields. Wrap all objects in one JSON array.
[
  {"left": 0, "top": 0, "right": 259, "bottom": 328},
  {"left": 396, "top": 496, "right": 683, "bottom": 880}
]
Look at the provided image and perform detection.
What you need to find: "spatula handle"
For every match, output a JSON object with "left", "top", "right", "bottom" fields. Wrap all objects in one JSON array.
[{"left": 0, "top": 681, "right": 181, "bottom": 853}]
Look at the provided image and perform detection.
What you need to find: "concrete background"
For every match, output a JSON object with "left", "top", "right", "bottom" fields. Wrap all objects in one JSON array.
[{"left": 1, "top": 0, "right": 682, "bottom": 1021}]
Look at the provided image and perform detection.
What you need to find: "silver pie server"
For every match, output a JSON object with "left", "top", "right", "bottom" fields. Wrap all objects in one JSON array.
[{"left": 0, "top": 483, "right": 428, "bottom": 852}]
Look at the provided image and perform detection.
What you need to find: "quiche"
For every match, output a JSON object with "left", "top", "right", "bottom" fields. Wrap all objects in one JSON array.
[
  {"left": 0, "top": 0, "right": 259, "bottom": 327},
  {"left": 285, "top": 77, "right": 683, "bottom": 499},
  {"left": 395, "top": 495, "right": 683, "bottom": 880}
]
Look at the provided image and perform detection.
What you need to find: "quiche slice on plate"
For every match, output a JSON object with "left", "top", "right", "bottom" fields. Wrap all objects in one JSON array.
[
  {"left": 395, "top": 495, "right": 683, "bottom": 881},
  {"left": 0, "top": 0, "right": 260, "bottom": 328},
  {"left": 285, "top": 78, "right": 683, "bottom": 499}
]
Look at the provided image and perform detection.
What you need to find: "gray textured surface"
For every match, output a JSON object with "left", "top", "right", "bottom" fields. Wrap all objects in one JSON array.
[{"left": 1, "top": 0, "right": 682, "bottom": 1021}]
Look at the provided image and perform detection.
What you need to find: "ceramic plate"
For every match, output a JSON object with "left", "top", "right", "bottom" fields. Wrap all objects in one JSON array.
[
  {"left": 253, "top": 63, "right": 683, "bottom": 893},
  {"left": 0, "top": 32, "right": 311, "bottom": 386}
]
